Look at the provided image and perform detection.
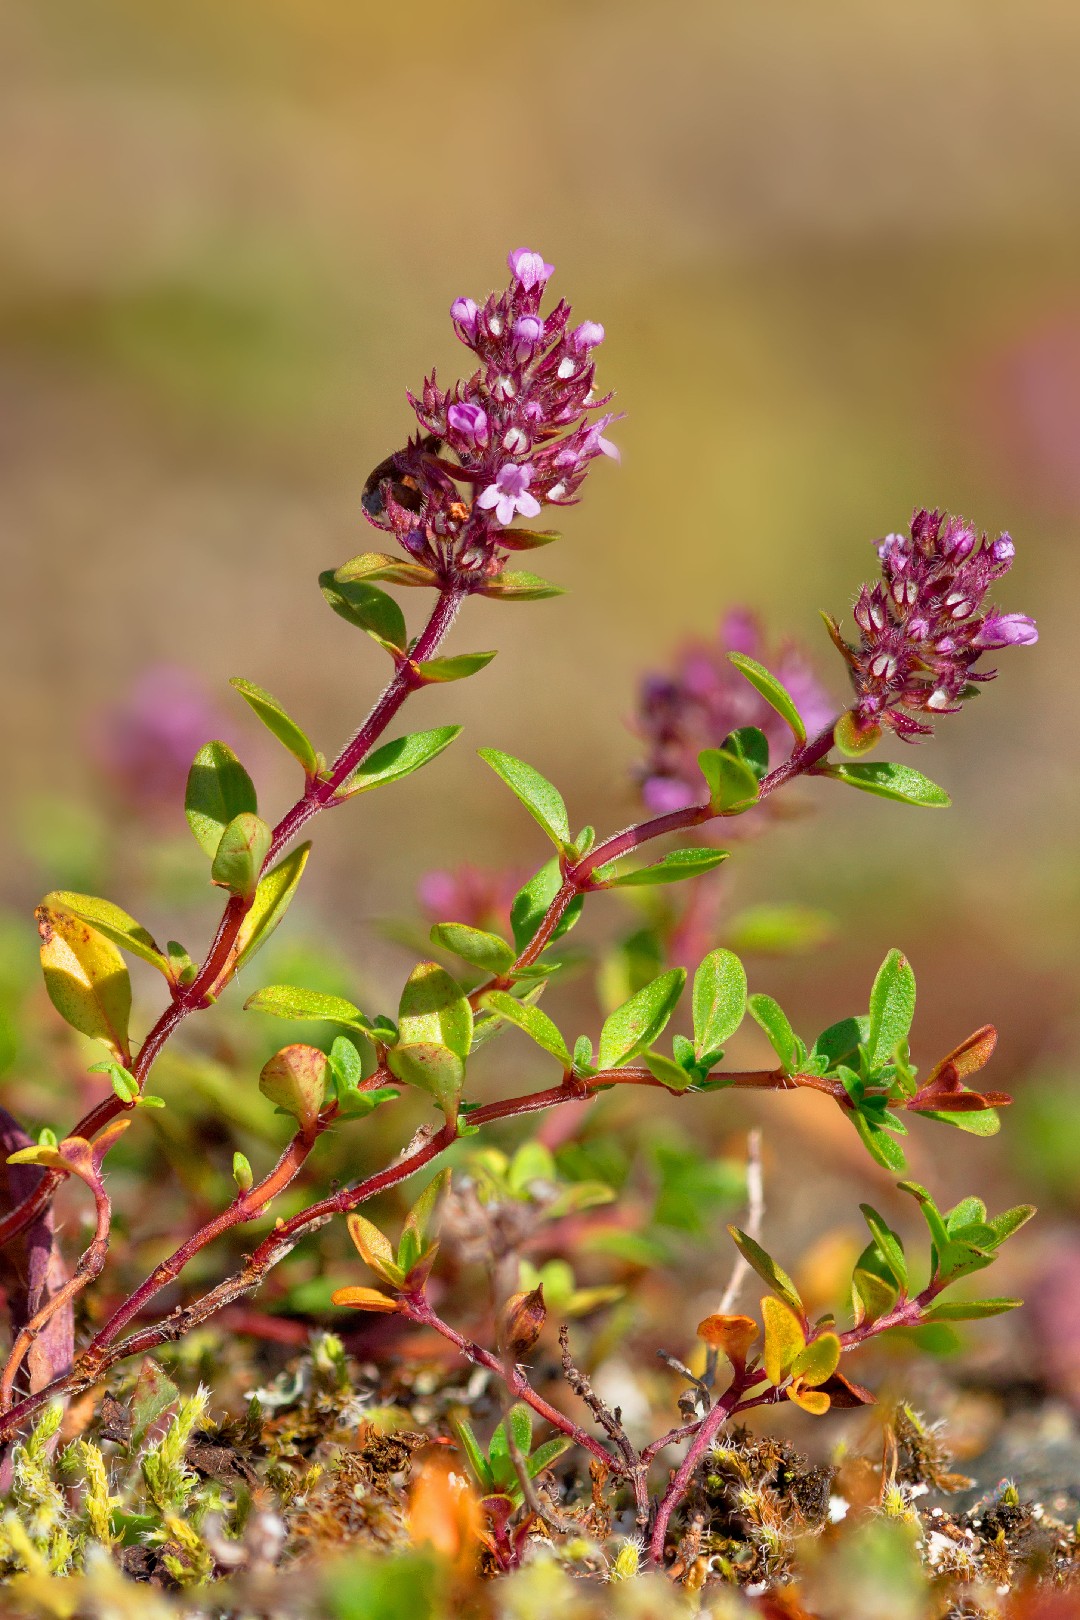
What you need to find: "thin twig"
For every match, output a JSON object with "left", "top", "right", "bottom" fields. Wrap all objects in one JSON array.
[{"left": 704, "top": 1128, "right": 763, "bottom": 1388}]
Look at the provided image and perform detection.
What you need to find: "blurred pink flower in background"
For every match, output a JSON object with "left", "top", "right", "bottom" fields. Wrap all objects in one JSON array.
[
  {"left": 90, "top": 665, "right": 232, "bottom": 821},
  {"left": 633, "top": 610, "right": 834, "bottom": 819},
  {"left": 417, "top": 863, "right": 525, "bottom": 935}
]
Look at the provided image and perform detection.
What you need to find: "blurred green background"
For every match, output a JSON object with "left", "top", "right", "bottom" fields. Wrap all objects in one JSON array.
[{"left": 1, "top": 1, "right": 1078, "bottom": 1410}]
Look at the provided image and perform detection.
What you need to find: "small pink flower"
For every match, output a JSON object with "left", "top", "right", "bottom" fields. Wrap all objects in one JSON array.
[
  {"left": 507, "top": 247, "right": 554, "bottom": 291},
  {"left": 476, "top": 463, "right": 542, "bottom": 526},
  {"left": 571, "top": 321, "right": 605, "bottom": 351},
  {"left": 447, "top": 402, "right": 489, "bottom": 445},
  {"left": 450, "top": 297, "right": 479, "bottom": 339}
]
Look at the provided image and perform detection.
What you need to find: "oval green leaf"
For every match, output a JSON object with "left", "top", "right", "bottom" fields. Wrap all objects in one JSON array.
[
  {"left": 478, "top": 749, "right": 570, "bottom": 850},
  {"left": 185, "top": 741, "right": 258, "bottom": 859},
  {"left": 337, "top": 727, "right": 462, "bottom": 798},
  {"left": 727, "top": 652, "right": 808, "bottom": 744},
  {"left": 598, "top": 968, "right": 686, "bottom": 1070},
  {"left": 825, "top": 761, "right": 950, "bottom": 808},
  {"left": 229, "top": 677, "right": 320, "bottom": 774}
]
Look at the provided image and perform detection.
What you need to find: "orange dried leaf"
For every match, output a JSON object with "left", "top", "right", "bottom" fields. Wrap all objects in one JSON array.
[{"left": 696, "top": 1313, "right": 759, "bottom": 1364}]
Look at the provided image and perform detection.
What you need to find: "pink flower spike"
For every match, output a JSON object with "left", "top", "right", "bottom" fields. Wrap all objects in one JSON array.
[
  {"left": 507, "top": 248, "right": 554, "bottom": 291},
  {"left": 476, "top": 463, "right": 542, "bottom": 527}
]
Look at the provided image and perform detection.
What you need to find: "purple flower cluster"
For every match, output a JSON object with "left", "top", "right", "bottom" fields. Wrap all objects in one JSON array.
[
  {"left": 635, "top": 611, "right": 834, "bottom": 818},
  {"left": 836, "top": 509, "right": 1038, "bottom": 740},
  {"left": 363, "top": 248, "right": 618, "bottom": 580}
]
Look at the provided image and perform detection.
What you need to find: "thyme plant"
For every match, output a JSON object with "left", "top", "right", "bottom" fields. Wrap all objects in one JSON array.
[{"left": 0, "top": 249, "right": 1039, "bottom": 1572}]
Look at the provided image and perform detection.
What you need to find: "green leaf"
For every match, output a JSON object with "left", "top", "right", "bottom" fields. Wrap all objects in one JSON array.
[
  {"left": 728, "top": 1226, "right": 803, "bottom": 1313},
  {"left": 44, "top": 891, "right": 170, "bottom": 979},
  {"left": 327, "top": 1035, "right": 363, "bottom": 1095},
  {"left": 853, "top": 1249, "right": 899, "bottom": 1324},
  {"left": 812, "top": 1015, "right": 867, "bottom": 1073},
  {"left": 337, "top": 727, "right": 462, "bottom": 798},
  {"left": 859, "top": 1205, "right": 908, "bottom": 1290},
  {"left": 89, "top": 1058, "right": 139, "bottom": 1104},
  {"left": 747, "top": 994, "right": 801, "bottom": 1073},
  {"left": 918, "top": 1107, "right": 1001, "bottom": 1136},
  {"left": 431, "top": 923, "right": 516, "bottom": 975},
  {"left": 387, "top": 1043, "right": 465, "bottom": 1122},
  {"left": 414, "top": 651, "right": 497, "bottom": 683},
  {"left": 985, "top": 1204, "right": 1036, "bottom": 1247},
  {"left": 258, "top": 1044, "right": 328, "bottom": 1135},
  {"left": 723, "top": 726, "right": 770, "bottom": 782},
  {"left": 451, "top": 1417, "right": 494, "bottom": 1493},
  {"left": 184, "top": 741, "right": 258, "bottom": 859},
  {"left": 229, "top": 677, "right": 320, "bottom": 774},
  {"left": 593, "top": 847, "right": 730, "bottom": 887},
  {"left": 852, "top": 1112, "right": 907, "bottom": 1172},
  {"left": 36, "top": 901, "right": 131, "bottom": 1059},
  {"left": 210, "top": 812, "right": 272, "bottom": 902},
  {"left": 510, "top": 858, "right": 584, "bottom": 954},
  {"left": 644, "top": 1052, "right": 694, "bottom": 1092},
  {"left": 692, "top": 948, "right": 747, "bottom": 1059},
  {"left": 477, "top": 571, "right": 564, "bottom": 601},
  {"left": 234, "top": 843, "right": 310, "bottom": 971},
  {"left": 397, "top": 962, "right": 473, "bottom": 1059},
  {"left": 403, "top": 1169, "right": 450, "bottom": 1249},
  {"left": 824, "top": 761, "right": 951, "bottom": 809},
  {"left": 898, "top": 1180, "right": 952, "bottom": 1256},
  {"left": 791, "top": 1331, "right": 841, "bottom": 1386},
  {"left": 698, "top": 746, "right": 760, "bottom": 813},
  {"left": 318, "top": 572, "right": 408, "bottom": 650},
  {"left": 866, "top": 949, "right": 917, "bottom": 1069},
  {"left": 598, "top": 969, "right": 686, "bottom": 1070},
  {"left": 232, "top": 1152, "right": 254, "bottom": 1193},
  {"left": 244, "top": 983, "right": 372, "bottom": 1032},
  {"left": 130, "top": 1359, "right": 180, "bottom": 1450},
  {"left": 572, "top": 1035, "right": 594, "bottom": 1074},
  {"left": 478, "top": 749, "right": 571, "bottom": 850},
  {"left": 922, "top": 1298, "right": 1023, "bottom": 1323},
  {"left": 727, "top": 652, "right": 808, "bottom": 744},
  {"left": 333, "top": 551, "right": 437, "bottom": 588},
  {"left": 482, "top": 991, "right": 572, "bottom": 1067},
  {"left": 526, "top": 1435, "right": 572, "bottom": 1478}
]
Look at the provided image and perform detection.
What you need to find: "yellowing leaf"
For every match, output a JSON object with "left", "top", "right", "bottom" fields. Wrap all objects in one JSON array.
[
  {"left": 36, "top": 903, "right": 132, "bottom": 1059},
  {"left": 329, "top": 1286, "right": 401, "bottom": 1313},
  {"left": 347, "top": 1212, "right": 403, "bottom": 1286},
  {"left": 232, "top": 843, "right": 311, "bottom": 972},
  {"left": 791, "top": 1331, "right": 842, "bottom": 1387},
  {"left": 761, "top": 1294, "right": 806, "bottom": 1386},
  {"left": 787, "top": 1381, "right": 831, "bottom": 1416}
]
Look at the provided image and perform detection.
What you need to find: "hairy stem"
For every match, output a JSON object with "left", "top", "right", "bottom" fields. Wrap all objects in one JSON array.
[
  {"left": 403, "top": 1296, "right": 618, "bottom": 1472},
  {"left": 0, "top": 587, "right": 467, "bottom": 1251}
]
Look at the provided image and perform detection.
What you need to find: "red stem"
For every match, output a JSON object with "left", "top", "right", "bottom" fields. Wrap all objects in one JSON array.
[
  {"left": 402, "top": 1295, "right": 617, "bottom": 1472},
  {"left": 0, "top": 587, "right": 466, "bottom": 1251}
]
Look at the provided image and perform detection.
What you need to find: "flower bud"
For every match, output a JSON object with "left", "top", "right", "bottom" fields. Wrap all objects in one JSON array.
[{"left": 499, "top": 1285, "right": 546, "bottom": 1357}]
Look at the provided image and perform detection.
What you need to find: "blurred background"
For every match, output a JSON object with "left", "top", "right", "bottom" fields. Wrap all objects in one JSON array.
[{"left": 1, "top": 0, "right": 1078, "bottom": 1486}]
